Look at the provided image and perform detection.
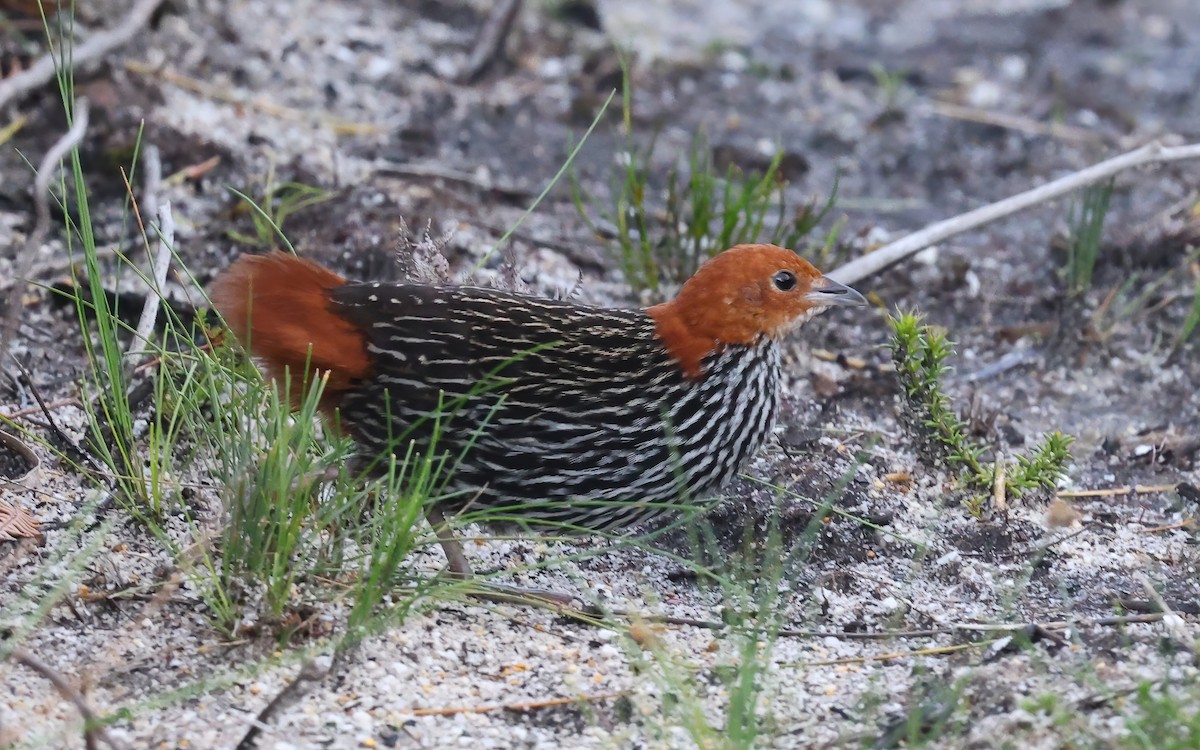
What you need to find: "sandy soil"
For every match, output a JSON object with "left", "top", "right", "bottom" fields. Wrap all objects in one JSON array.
[{"left": 2, "top": 0, "right": 1199, "bottom": 748}]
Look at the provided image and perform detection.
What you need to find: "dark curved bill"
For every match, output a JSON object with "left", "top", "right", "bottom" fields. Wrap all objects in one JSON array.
[{"left": 804, "top": 276, "right": 867, "bottom": 307}]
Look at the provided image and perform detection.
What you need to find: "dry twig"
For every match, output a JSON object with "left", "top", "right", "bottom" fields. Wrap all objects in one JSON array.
[
  {"left": 1136, "top": 573, "right": 1197, "bottom": 652},
  {"left": 458, "top": 0, "right": 523, "bottom": 84},
  {"left": 402, "top": 690, "right": 625, "bottom": 717},
  {"left": 566, "top": 606, "right": 1175, "bottom": 642},
  {"left": 0, "top": 97, "right": 90, "bottom": 369},
  {"left": 126, "top": 145, "right": 176, "bottom": 368},
  {"left": 832, "top": 140, "right": 1200, "bottom": 285},
  {"left": 0, "top": 0, "right": 165, "bottom": 111},
  {"left": 124, "top": 61, "right": 384, "bottom": 136},
  {"left": 1139, "top": 519, "right": 1196, "bottom": 534},
  {"left": 235, "top": 659, "right": 330, "bottom": 750},
  {"left": 795, "top": 640, "right": 988, "bottom": 668},
  {"left": 129, "top": 203, "right": 174, "bottom": 358},
  {"left": 0, "top": 396, "right": 81, "bottom": 420},
  {"left": 924, "top": 99, "right": 1105, "bottom": 145},
  {"left": 1057, "top": 483, "right": 1179, "bottom": 498},
  {"left": 373, "top": 162, "right": 532, "bottom": 200},
  {"left": 8, "top": 648, "right": 129, "bottom": 750}
]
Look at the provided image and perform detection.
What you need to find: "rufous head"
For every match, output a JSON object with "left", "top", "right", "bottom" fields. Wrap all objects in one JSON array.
[{"left": 648, "top": 244, "right": 865, "bottom": 377}]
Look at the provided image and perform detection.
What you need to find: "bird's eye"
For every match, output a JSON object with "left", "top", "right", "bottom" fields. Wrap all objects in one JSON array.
[{"left": 772, "top": 270, "right": 797, "bottom": 291}]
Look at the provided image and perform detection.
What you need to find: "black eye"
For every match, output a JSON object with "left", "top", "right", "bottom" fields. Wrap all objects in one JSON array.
[{"left": 772, "top": 270, "right": 797, "bottom": 291}]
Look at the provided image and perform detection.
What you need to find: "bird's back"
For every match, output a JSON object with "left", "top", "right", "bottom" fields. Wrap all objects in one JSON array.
[{"left": 331, "top": 282, "right": 781, "bottom": 530}]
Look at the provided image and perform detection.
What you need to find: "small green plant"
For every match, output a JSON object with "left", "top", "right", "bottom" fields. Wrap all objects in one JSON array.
[
  {"left": 888, "top": 311, "right": 1073, "bottom": 501},
  {"left": 870, "top": 63, "right": 910, "bottom": 113},
  {"left": 1121, "top": 681, "right": 1200, "bottom": 750},
  {"left": 204, "top": 368, "right": 334, "bottom": 629},
  {"left": 57, "top": 116, "right": 160, "bottom": 517},
  {"left": 226, "top": 164, "right": 333, "bottom": 249},
  {"left": 36, "top": 92, "right": 439, "bottom": 637},
  {"left": 615, "top": 480, "right": 841, "bottom": 748},
  {"left": 1174, "top": 276, "right": 1200, "bottom": 349},
  {"left": 1063, "top": 179, "right": 1113, "bottom": 296},
  {"left": 874, "top": 680, "right": 965, "bottom": 748},
  {"left": 572, "top": 55, "right": 836, "bottom": 295}
]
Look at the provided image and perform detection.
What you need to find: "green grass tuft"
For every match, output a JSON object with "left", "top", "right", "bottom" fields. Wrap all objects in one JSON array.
[
  {"left": 1121, "top": 681, "right": 1200, "bottom": 750},
  {"left": 572, "top": 52, "right": 837, "bottom": 295},
  {"left": 1063, "top": 179, "right": 1113, "bottom": 296},
  {"left": 1174, "top": 275, "right": 1200, "bottom": 349},
  {"left": 226, "top": 165, "right": 334, "bottom": 251}
]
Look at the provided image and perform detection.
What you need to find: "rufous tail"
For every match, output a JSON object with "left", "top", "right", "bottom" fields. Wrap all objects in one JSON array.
[{"left": 210, "top": 251, "right": 371, "bottom": 409}]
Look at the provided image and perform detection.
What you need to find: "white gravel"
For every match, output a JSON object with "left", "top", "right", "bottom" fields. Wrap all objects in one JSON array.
[{"left": 3, "top": 0, "right": 1199, "bottom": 748}]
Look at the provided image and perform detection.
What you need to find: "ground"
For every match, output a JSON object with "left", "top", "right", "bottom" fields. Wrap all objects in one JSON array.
[{"left": 1, "top": 0, "right": 1199, "bottom": 748}]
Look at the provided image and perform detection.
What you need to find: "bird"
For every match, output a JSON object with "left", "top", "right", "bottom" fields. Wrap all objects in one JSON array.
[{"left": 211, "top": 243, "right": 866, "bottom": 599}]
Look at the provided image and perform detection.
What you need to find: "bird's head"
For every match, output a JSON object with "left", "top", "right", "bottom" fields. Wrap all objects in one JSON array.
[{"left": 648, "top": 244, "right": 866, "bottom": 378}]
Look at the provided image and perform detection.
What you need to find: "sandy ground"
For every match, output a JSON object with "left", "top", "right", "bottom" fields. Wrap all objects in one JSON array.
[{"left": 2, "top": 0, "right": 1199, "bottom": 748}]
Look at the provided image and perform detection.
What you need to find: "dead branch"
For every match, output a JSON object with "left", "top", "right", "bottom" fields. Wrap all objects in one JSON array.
[
  {"left": 458, "top": 0, "right": 523, "bottom": 84},
  {"left": 9, "top": 648, "right": 129, "bottom": 750},
  {"left": 0, "top": 97, "right": 90, "bottom": 369},
  {"left": 0, "top": 0, "right": 165, "bottom": 111},
  {"left": 1057, "top": 483, "right": 1180, "bottom": 498},
  {"left": 235, "top": 659, "right": 329, "bottom": 750},
  {"left": 372, "top": 162, "right": 533, "bottom": 201},
  {"left": 126, "top": 145, "right": 174, "bottom": 368},
  {"left": 0, "top": 396, "right": 81, "bottom": 420},
  {"left": 1136, "top": 573, "right": 1197, "bottom": 652},
  {"left": 123, "top": 61, "right": 383, "bottom": 135},
  {"left": 8, "top": 355, "right": 100, "bottom": 473},
  {"left": 402, "top": 690, "right": 625, "bottom": 717},
  {"left": 831, "top": 140, "right": 1200, "bottom": 286},
  {"left": 565, "top": 605, "right": 1173, "bottom": 642},
  {"left": 924, "top": 99, "right": 1105, "bottom": 145}
]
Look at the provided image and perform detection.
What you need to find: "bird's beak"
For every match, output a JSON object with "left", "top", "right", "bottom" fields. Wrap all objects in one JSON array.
[{"left": 804, "top": 276, "right": 867, "bottom": 307}]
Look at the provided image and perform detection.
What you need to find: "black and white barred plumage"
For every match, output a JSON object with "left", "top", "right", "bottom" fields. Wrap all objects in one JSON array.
[{"left": 332, "top": 283, "right": 781, "bottom": 531}]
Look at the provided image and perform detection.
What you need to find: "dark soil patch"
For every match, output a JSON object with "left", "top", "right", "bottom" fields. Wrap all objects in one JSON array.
[{"left": 0, "top": 433, "right": 34, "bottom": 479}]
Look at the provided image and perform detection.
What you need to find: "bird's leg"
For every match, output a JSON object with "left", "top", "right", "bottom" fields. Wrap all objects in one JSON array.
[
  {"left": 425, "top": 506, "right": 578, "bottom": 607},
  {"left": 292, "top": 469, "right": 576, "bottom": 606}
]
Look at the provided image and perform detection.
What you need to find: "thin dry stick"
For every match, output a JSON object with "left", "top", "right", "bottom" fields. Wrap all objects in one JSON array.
[
  {"left": 163, "top": 154, "right": 221, "bottom": 186},
  {"left": 458, "top": 0, "right": 523, "bottom": 83},
  {"left": 951, "top": 613, "right": 1166, "bottom": 632},
  {"left": 373, "top": 162, "right": 532, "bottom": 199},
  {"left": 138, "top": 144, "right": 162, "bottom": 242},
  {"left": 570, "top": 605, "right": 1170, "bottom": 642},
  {"left": 9, "top": 648, "right": 129, "bottom": 750},
  {"left": 794, "top": 640, "right": 990, "bottom": 669},
  {"left": 123, "top": 61, "right": 384, "bottom": 136},
  {"left": 0, "top": 0, "right": 165, "bottom": 110},
  {"left": 1136, "top": 573, "right": 1196, "bottom": 652},
  {"left": 0, "top": 97, "right": 90, "bottom": 369},
  {"left": 235, "top": 660, "right": 329, "bottom": 750},
  {"left": 128, "top": 203, "right": 174, "bottom": 361},
  {"left": 1137, "top": 574, "right": 1173, "bottom": 615},
  {"left": 992, "top": 455, "right": 1007, "bottom": 514},
  {"left": 1140, "top": 519, "right": 1196, "bottom": 534},
  {"left": 402, "top": 690, "right": 626, "bottom": 717},
  {"left": 0, "top": 396, "right": 81, "bottom": 420},
  {"left": 127, "top": 145, "right": 174, "bottom": 368},
  {"left": 1057, "top": 483, "right": 1179, "bottom": 498},
  {"left": 830, "top": 140, "right": 1200, "bottom": 285},
  {"left": 574, "top": 607, "right": 944, "bottom": 640},
  {"left": 924, "top": 99, "right": 1104, "bottom": 145}
]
